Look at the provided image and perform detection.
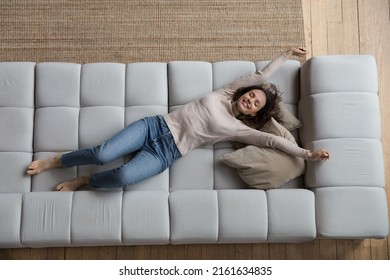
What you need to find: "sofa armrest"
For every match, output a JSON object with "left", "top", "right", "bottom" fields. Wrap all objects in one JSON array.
[{"left": 299, "top": 55, "right": 388, "bottom": 238}]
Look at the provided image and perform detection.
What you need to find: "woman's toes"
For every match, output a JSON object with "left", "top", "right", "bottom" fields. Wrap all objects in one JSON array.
[
  {"left": 56, "top": 178, "right": 85, "bottom": 192},
  {"left": 27, "top": 156, "right": 61, "bottom": 176},
  {"left": 27, "top": 161, "right": 40, "bottom": 175}
]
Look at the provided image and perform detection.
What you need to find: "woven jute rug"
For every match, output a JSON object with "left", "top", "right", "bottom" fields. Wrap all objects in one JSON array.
[{"left": 0, "top": 0, "right": 305, "bottom": 63}]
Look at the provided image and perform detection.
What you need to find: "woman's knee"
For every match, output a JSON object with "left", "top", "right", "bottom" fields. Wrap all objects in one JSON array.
[
  {"left": 90, "top": 150, "right": 164, "bottom": 188},
  {"left": 91, "top": 145, "right": 112, "bottom": 165},
  {"left": 90, "top": 168, "right": 129, "bottom": 188}
]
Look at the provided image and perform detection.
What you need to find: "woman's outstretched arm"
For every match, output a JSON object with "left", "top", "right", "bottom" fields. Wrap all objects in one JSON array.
[
  {"left": 307, "top": 150, "right": 330, "bottom": 161},
  {"left": 222, "top": 46, "right": 308, "bottom": 95},
  {"left": 283, "top": 46, "right": 308, "bottom": 59},
  {"left": 234, "top": 128, "right": 329, "bottom": 161}
]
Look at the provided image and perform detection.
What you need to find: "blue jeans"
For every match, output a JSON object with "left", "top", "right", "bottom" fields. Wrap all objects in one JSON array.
[{"left": 61, "top": 115, "right": 181, "bottom": 188}]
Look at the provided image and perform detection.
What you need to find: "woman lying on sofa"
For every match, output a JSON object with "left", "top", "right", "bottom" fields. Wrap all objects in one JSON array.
[{"left": 27, "top": 47, "right": 329, "bottom": 191}]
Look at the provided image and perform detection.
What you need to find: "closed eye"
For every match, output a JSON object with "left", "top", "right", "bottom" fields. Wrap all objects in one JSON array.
[{"left": 249, "top": 92, "right": 260, "bottom": 107}]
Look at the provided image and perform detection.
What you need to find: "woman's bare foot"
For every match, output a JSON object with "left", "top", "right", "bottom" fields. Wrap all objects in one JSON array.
[
  {"left": 27, "top": 154, "right": 62, "bottom": 175},
  {"left": 57, "top": 176, "right": 90, "bottom": 192}
]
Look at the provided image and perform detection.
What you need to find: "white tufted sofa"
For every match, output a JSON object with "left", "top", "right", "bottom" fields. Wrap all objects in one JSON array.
[{"left": 0, "top": 55, "right": 388, "bottom": 248}]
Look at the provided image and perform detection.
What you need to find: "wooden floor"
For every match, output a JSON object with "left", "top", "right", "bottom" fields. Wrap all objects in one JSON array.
[{"left": 1, "top": 0, "right": 389, "bottom": 260}]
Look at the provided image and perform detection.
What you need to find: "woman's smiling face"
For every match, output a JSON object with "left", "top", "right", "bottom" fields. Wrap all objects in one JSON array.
[{"left": 236, "top": 89, "right": 266, "bottom": 116}]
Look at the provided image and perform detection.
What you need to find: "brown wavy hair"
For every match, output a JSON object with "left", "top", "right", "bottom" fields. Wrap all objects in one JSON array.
[{"left": 233, "top": 83, "right": 282, "bottom": 129}]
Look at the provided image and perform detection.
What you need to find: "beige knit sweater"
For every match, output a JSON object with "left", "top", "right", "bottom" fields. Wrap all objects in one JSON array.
[{"left": 163, "top": 53, "right": 310, "bottom": 159}]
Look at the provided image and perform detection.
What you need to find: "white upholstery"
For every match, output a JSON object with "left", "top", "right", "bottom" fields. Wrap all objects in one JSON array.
[
  {"left": 71, "top": 191, "right": 123, "bottom": 246},
  {"left": 0, "top": 194, "right": 23, "bottom": 248},
  {"left": 170, "top": 190, "right": 219, "bottom": 244},
  {"left": 314, "top": 187, "right": 389, "bottom": 238},
  {"left": 21, "top": 192, "right": 73, "bottom": 247},
  {"left": 0, "top": 56, "right": 388, "bottom": 248},
  {"left": 267, "top": 189, "right": 316, "bottom": 242},
  {"left": 218, "top": 190, "right": 268, "bottom": 243},
  {"left": 122, "top": 191, "right": 170, "bottom": 245}
]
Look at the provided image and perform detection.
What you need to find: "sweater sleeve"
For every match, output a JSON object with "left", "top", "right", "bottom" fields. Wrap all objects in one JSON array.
[
  {"left": 259, "top": 52, "right": 289, "bottom": 80},
  {"left": 268, "top": 134, "right": 310, "bottom": 160},
  {"left": 223, "top": 52, "right": 289, "bottom": 95},
  {"left": 234, "top": 129, "right": 310, "bottom": 160}
]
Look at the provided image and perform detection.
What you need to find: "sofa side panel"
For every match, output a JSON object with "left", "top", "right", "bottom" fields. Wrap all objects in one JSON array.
[
  {"left": 217, "top": 189, "right": 268, "bottom": 243},
  {"left": 122, "top": 191, "right": 170, "bottom": 245},
  {"left": 169, "top": 190, "right": 218, "bottom": 244},
  {"left": 71, "top": 191, "right": 123, "bottom": 246},
  {"left": 314, "top": 187, "right": 389, "bottom": 239},
  {"left": 266, "top": 189, "right": 316, "bottom": 242},
  {"left": 21, "top": 192, "right": 73, "bottom": 247},
  {"left": 0, "top": 193, "right": 23, "bottom": 248}
]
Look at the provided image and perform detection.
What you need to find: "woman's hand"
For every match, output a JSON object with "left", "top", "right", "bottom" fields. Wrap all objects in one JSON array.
[
  {"left": 284, "top": 47, "right": 308, "bottom": 58},
  {"left": 307, "top": 149, "right": 330, "bottom": 161}
]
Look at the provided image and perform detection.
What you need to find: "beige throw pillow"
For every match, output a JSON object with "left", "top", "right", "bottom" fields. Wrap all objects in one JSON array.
[
  {"left": 277, "top": 102, "right": 302, "bottom": 131},
  {"left": 220, "top": 118, "right": 305, "bottom": 190}
]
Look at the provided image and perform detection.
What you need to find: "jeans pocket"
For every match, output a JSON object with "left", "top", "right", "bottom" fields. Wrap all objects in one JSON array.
[
  {"left": 168, "top": 136, "right": 181, "bottom": 162},
  {"left": 150, "top": 133, "right": 180, "bottom": 171}
]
